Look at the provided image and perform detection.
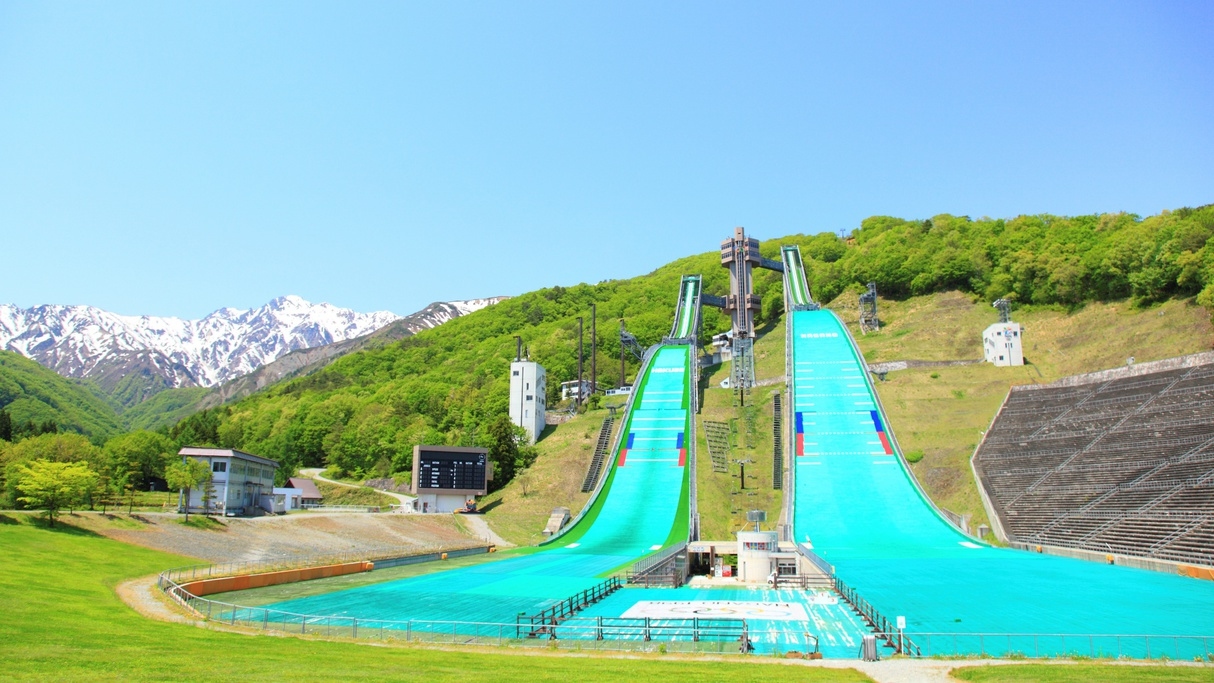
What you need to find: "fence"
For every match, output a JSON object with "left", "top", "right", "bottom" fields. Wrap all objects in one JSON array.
[
  {"left": 158, "top": 570, "right": 814, "bottom": 655},
  {"left": 886, "top": 632, "right": 1214, "bottom": 660},
  {"left": 300, "top": 504, "right": 383, "bottom": 513},
  {"left": 159, "top": 544, "right": 490, "bottom": 586}
]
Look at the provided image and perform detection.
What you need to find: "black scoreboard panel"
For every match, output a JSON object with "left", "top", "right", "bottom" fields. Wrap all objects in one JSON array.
[{"left": 416, "top": 448, "right": 488, "bottom": 492}]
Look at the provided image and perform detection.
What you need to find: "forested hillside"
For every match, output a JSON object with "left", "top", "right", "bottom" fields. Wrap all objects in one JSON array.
[
  {"left": 161, "top": 205, "right": 1214, "bottom": 488},
  {"left": 0, "top": 351, "right": 122, "bottom": 443},
  {"left": 6, "top": 206, "right": 1211, "bottom": 497},
  {"left": 165, "top": 244, "right": 789, "bottom": 481},
  {"left": 806, "top": 206, "right": 1214, "bottom": 306}
]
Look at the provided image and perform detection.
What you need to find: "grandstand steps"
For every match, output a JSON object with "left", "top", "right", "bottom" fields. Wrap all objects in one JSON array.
[{"left": 977, "top": 355, "right": 1214, "bottom": 567}]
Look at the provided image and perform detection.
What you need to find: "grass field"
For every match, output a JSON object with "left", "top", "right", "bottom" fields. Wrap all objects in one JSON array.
[
  {"left": 4, "top": 511, "right": 1211, "bottom": 681},
  {"left": 0, "top": 515, "right": 876, "bottom": 682}
]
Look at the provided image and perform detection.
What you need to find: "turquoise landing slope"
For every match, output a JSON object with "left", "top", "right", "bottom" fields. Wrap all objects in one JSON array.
[
  {"left": 260, "top": 345, "right": 693, "bottom": 626},
  {"left": 671, "top": 276, "right": 700, "bottom": 339},
  {"left": 790, "top": 309, "right": 1214, "bottom": 652}
]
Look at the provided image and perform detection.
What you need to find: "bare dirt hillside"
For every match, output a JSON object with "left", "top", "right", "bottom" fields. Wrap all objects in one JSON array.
[{"left": 58, "top": 511, "right": 479, "bottom": 563}]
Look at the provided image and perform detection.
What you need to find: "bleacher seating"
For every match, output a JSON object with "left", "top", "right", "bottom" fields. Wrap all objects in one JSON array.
[{"left": 973, "top": 353, "right": 1214, "bottom": 567}]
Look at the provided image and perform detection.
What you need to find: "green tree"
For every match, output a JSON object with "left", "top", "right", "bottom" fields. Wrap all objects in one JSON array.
[
  {"left": 484, "top": 416, "right": 518, "bottom": 492},
  {"left": 164, "top": 458, "right": 211, "bottom": 522},
  {"left": 102, "top": 430, "right": 175, "bottom": 491},
  {"left": 0, "top": 408, "right": 12, "bottom": 442},
  {"left": 15, "top": 459, "right": 98, "bottom": 527},
  {"left": 0, "top": 432, "right": 103, "bottom": 508}
]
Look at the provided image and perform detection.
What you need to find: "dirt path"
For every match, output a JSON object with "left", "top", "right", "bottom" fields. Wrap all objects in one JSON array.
[
  {"left": 116, "top": 574, "right": 202, "bottom": 625},
  {"left": 301, "top": 468, "right": 416, "bottom": 509},
  {"left": 459, "top": 513, "right": 514, "bottom": 547},
  {"left": 63, "top": 510, "right": 477, "bottom": 563}
]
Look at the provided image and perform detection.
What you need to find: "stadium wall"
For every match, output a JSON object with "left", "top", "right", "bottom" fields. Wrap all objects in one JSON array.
[
  {"left": 1009, "top": 541, "right": 1214, "bottom": 581},
  {"left": 1018, "top": 351, "right": 1214, "bottom": 390}
]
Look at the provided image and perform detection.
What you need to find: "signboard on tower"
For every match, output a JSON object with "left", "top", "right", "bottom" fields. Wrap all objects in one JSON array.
[{"left": 410, "top": 446, "right": 492, "bottom": 496}]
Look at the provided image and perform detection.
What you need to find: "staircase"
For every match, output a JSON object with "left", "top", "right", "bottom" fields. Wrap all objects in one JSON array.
[
  {"left": 772, "top": 393, "right": 783, "bottom": 490},
  {"left": 580, "top": 417, "right": 615, "bottom": 493},
  {"left": 704, "top": 421, "right": 731, "bottom": 473}
]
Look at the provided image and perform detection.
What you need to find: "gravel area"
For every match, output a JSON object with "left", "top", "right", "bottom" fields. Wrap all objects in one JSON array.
[{"left": 65, "top": 511, "right": 480, "bottom": 563}]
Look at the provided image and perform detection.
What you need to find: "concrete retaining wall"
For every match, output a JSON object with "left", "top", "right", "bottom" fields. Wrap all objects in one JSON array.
[{"left": 181, "top": 561, "right": 374, "bottom": 596}]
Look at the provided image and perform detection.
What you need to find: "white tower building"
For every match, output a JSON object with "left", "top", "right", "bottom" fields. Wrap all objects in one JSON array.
[
  {"left": 509, "top": 359, "right": 546, "bottom": 444},
  {"left": 984, "top": 299, "right": 1024, "bottom": 367},
  {"left": 983, "top": 322, "right": 1024, "bottom": 366}
]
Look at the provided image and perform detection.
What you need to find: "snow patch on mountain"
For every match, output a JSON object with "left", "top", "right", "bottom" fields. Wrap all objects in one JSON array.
[{"left": 0, "top": 296, "right": 502, "bottom": 389}]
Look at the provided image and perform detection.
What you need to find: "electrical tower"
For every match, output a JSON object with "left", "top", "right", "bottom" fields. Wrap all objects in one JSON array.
[
  {"left": 859, "top": 282, "right": 879, "bottom": 334},
  {"left": 993, "top": 298, "right": 1011, "bottom": 323}
]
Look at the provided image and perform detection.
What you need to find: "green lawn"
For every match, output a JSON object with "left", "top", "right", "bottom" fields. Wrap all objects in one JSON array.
[{"left": 0, "top": 515, "right": 877, "bottom": 682}]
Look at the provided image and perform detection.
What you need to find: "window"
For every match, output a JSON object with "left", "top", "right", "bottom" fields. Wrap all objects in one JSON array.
[
  {"left": 512, "top": 370, "right": 519, "bottom": 376},
  {"left": 526, "top": 382, "right": 530, "bottom": 390},
  {"left": 526, "top": 395, "right": 533, "bottom": 401},
  {"left": 213, "top": 461, "right": 227, "bottom": 473}
]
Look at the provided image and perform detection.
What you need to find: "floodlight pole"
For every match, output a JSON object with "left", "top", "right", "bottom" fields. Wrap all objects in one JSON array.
[
  {"left": 577, "top": 317, "right": 584, "bottom": 406},
  {"left": 591, "top": 304, "right": 597, "bottom": 396}
]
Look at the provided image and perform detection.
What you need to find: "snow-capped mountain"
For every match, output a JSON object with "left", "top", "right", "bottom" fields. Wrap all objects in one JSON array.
[{"left": 0, "top": 295, "right": 503, "bottom": 391}]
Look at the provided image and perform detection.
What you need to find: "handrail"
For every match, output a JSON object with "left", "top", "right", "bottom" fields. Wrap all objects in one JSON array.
[
  {"left": 159, "top": 543, "right": 490, "bottom": 585},
  {"left": 834, "top": 574, "right": 920, "bottom": 656},
  {"left": 159, "top": 570, "right": 817, "bottom": 654},
  {"left": 878, "top": 631, "right": 1214, "bottom": 660},
  {"left": 518, "top": 577, "right": 623, "bottom": 637},
  {"left": 630, "top": 540, "right": 687, "bottom": 578}
]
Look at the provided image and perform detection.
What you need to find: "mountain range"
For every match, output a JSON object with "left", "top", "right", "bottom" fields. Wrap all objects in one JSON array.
[{"left": 0, "top": 296, "right": 505, "bottom": 411}]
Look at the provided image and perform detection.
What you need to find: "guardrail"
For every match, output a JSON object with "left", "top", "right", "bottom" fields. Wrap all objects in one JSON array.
[
  {"left": 158, "top": 563, "right": 817, "bottom": 655},
  {"left": 159, "top": 544, "right": 490, "bottom": 586},
  {"left": 301, "top": 504, "right": 383, "bottom": 513},
  {"left": 519, "top": 577, "right": 622, "bottom": 637},
  {"left": 834, "top": 574, "right": 920, "bottom": 656},
  {"left": 884, "top": 632, "right": 1213, "bottom": 660}
]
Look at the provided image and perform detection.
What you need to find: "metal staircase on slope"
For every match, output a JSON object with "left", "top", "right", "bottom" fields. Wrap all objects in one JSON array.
[
  {"left": 580, "top": 417, "right": 616, "bottom": 493},
  {"left": 772, "top": 393, "right": 783, "bottom": 490}
]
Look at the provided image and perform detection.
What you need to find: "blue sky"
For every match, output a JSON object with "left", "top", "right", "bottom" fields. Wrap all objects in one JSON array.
[{"left": 1, "top": 2, "right": 1211, "bottom": 318}]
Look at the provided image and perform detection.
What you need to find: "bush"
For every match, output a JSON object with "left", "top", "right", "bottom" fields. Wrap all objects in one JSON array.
[{"left": 905, "top": 450, "right": 925, "bottom": 463}]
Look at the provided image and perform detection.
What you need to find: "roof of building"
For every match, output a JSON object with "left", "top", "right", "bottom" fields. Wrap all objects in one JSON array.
[
  {"left": 178, "top": 447, "right": 279, "bottom": 467},
  {"left": 287, "top": 477, "right": 323, "bottom": 500}
]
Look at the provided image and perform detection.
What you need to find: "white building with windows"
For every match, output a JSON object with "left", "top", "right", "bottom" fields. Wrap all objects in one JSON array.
[
  {"left": 560, "top": 379, "right": 592, "bottom": 402},
  {"left": 177, "top": 447, "right": 279, "bottom": 516},
  {"left": 509, "top": 360, "right": 546, "bottom": 444},
  {"left": 983, "top": 322, "right": 1024, "bottom": 366}
]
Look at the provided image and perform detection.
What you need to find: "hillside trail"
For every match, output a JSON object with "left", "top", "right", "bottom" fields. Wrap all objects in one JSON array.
[
  {"left": 299, "top": 468, "right": 513, "bottom": 548},
  {"left": 300, "top": 467, "right": 415, "bottom": 508}
]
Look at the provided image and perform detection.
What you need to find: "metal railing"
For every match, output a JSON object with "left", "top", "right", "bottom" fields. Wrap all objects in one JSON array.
[
  {"left": 834, "top": 575, "right": 920, "bottom": 656},
  {"left": 518, "top": 577, "right": 622, "bottom": 637},
  {"left": 887, "top": 632, "right": 1214, "bottom": 660},
  {"left": 158, "top": 544, "right": 490, "bottom": 586},
  {"left": 158, "top": 566, "right": 816, "bottom": 655},
  {"left": 301, "top": 504, "right": 383, "bottom": 513}
]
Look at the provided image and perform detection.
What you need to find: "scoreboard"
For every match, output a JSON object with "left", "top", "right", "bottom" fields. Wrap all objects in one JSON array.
[{"left": 410, "top": 446, "right": 491, "bottom": 495}]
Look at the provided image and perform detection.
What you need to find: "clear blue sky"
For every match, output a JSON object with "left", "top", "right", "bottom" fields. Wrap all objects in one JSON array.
[{"left": 1, "top": 2, "right": 1211, "bottom": 318}]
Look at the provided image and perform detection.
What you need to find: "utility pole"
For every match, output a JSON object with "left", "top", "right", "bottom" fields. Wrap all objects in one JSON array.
[
  {"left": 577, "top": 317, "right": 584, "bottom": 406},
  {"left": 590, "top": 304, "right": 596, "bottom": 396},
  {"left": 620, "top": 318, "right": 626, "bottom": 387}
]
